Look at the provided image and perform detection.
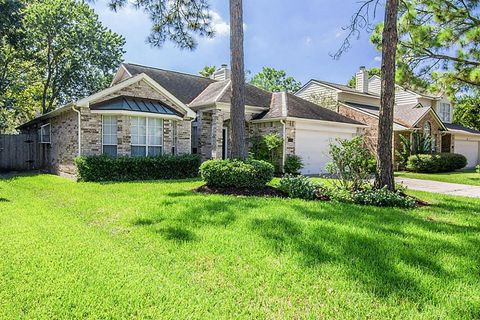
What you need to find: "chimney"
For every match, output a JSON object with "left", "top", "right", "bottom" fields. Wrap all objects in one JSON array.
[
  {"left": 355, "top": 66, "right": 369, "bottom": 93},
  {"left": 211, "top": 64, "right": 231, "bottom": 81}
]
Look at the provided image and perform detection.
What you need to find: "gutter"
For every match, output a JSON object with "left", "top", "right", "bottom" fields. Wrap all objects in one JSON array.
[{"left": 71, "top": 105, "right": 81, "bottom": 157}]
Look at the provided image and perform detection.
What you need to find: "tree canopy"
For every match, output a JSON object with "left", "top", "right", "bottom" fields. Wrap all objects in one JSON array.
[
  {"left": 199, "top": 65, "right": 216, "bottom": 78},
  {"left": 0, "top": 0, "right": 125, "bottom": 132},
  {"left": 453, "top": 94, "right": 480, "bottom": 130},
  {"left": 249, "top": 67, "right": 302, "bottom": 93},
  {"left": 371, "top": 0, "right": 480, "bottom": 96}
]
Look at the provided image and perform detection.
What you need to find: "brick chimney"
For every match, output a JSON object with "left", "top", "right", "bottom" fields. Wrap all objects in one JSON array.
[
  {"left": 211, "top": 64, "right": 231, "bottom": 81},
  {"left": 355, "top": 66, "right": 369, "bottom": 93}
]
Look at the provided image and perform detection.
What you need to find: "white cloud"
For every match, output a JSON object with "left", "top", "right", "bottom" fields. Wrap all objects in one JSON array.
[
  {"left": 305, "top": 36, "right": 313, "bottom": 46},
  {"left": 374, "top": 56, "right": 382, "bottom": 62},
  {"left": 209, "top": 10, "right": 247, "bottom": 38},
  {"left": 335, "top": 30, "right": 344, "bottom": 38}
]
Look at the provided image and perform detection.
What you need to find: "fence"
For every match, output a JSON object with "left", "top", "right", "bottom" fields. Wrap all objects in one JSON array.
[{"left": 0, "top": 134, "right": 44, "bottom": 171}]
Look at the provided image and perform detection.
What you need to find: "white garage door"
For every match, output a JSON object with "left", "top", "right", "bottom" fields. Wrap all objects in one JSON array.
[
  {"left": 455, "top": 139, "right": 479, "bottom": 168},
  {"left": 295, "top": 126, "right": 356, "bottom": 175}
]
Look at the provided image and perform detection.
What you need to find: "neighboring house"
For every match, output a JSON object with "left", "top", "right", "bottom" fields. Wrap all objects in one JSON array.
[
  {"left": 297, "top": 67, "right": 480, "bottom": 168},
  {"left": 17, "top": 63, "right": 366, "bottom": 177}
]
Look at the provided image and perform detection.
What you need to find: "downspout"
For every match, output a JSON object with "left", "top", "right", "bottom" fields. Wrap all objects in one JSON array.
[
  {"left": 280, "top": 119, "right": 287, "bottom": 173},
  {"left": 72, "top": 105, "right": 81, "bottom": 157}
]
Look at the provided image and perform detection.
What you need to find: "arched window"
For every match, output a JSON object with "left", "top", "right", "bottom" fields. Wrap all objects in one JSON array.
[{"left": 423, "top": 121, "right": 431, "bottom": 138}]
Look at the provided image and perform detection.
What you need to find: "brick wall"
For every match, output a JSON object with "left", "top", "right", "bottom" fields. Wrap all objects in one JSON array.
[{"left": 338, "top": 105, "right": 378, "bottom": 152}]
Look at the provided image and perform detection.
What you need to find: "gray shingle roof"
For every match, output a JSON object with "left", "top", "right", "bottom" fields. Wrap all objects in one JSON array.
[
  {"left": 444, "top": 123, "right": 480, "bottom": 135},
  {"left": 312, "top": 80, "right": 380, "bottom": 97},
  {"left": 122, "top": 63, "right": 215, "bottom": 104},
  {"left": 253, "top": 92, "right": 365, "bottom": 125}
]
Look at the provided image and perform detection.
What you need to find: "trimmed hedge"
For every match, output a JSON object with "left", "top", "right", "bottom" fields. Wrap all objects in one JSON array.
[
  {"left": 75, "top": 154, "right": 201, "bottom": 182},
  {"left": 406, "top": 153, "right": 467, "bottom": 173},
  {"left": 200, "top": 159, "right": 274, "bottom": 188}
]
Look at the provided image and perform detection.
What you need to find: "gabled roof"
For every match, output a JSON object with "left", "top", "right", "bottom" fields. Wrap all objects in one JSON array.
[
  {"left": 253, "top": 92, "right": 365, "bottom": 126},
  {"left": 297, "top": 79, "right": 380, "bottom": 98},
  {"left": 189, "top": 80, "right": 272, "bottom": 108},
  {"left": 341, "top": 102, "right": 446, "bottom": 129},
  {"left": 369, "top": 75, "right": 443, "bottom": 100},
  {"left": 444, "top": 123, "right": 480, "bottom": 136},
  {"left": 122, "top": 63, "right": 215, "bottom": 104}
]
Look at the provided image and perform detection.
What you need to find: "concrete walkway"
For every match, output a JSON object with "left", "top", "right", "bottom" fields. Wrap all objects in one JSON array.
[{"left": 396, "top": 177, "right": 480, "bottom": 198}]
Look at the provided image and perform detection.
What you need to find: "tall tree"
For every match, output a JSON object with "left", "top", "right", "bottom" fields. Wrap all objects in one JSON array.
[
  {"left": 375, "top": 0, "right": 399, "bottom": 190},
  {"left": 371, "top": 0, "right": 480, "bottom": 97},
  {"left": 24, "top": 0, "right": 125, "bottom": 113},
  {"left": 199, "top": 65, "right": 216, "bottom": 78},
  {"left": 454, "top": 94, "right": 480, "bottom": 130},
  {"left": 335, "top": 0, "right": 399, "bottom": 190},
  {"left": 250, "top": 67, "right": 302, "bottom": 93},
  {"left": 229, "top": 0, "right": 247, "bottom": 159}
]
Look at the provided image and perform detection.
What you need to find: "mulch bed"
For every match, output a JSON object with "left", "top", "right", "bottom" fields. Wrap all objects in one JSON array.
[{"left": 194, "top": 185, "right": 287, "bottom": 198}]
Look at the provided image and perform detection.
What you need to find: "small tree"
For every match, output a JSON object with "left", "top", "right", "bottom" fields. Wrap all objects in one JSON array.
[
  {"left": 249, "top": 67, "right": 302, "bottom": 93},
  {"left": 250, "top": 133, "right": 283, "bottom": 172},
  {"left": 326, "top": 137, "right": 374, "bottom": 191}
]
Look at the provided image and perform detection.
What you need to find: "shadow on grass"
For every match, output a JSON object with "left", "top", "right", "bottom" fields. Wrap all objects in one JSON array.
[
  {"left": 157, "top": 226, "right": 196, "bottom": 242},
  {"left": 0, "top": 197, "right": 10, "bottom": 202},
  {"left": 132, "top": 216, "right": 165, "bottom": 226}
]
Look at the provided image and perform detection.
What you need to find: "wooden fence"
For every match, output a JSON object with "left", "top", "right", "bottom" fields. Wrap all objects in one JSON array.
[{"left": 0, "top": 134, "right": 43, "bottom": 171}]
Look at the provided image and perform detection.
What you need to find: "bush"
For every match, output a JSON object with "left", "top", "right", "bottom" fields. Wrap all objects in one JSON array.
[
  {"left": 200, "top": 159, "right": 274, "bottom": 188},
  {"left": 75, "top": 154, "right": 201, "bottom": 182},
  {"left": 278, "top": 175, "right": 319, "bottom": 200},
  {"left": 476, "top": 165, "right": 480, "bottom": 174},
  {"left": 250, "top": 134, "right": 283, "bottom": 172},
  {"left": 326, "top": 137, "right": 375, "bottom": 191},
  {"left": 351, "top": 187, "right": 416, "bottom": 208},
  {"left": 284, "top": 155, "right": 304, "bottom": 175},
  {"left": 406, "top": 153, "right": 467, "bottom": 173}
]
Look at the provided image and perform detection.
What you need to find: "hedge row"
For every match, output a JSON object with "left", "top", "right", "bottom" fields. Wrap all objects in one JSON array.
[
  {"left": 406, "top": 153, "right": 467, "bottom": 173},
  {"left": 200, "top": 159, "right": 274, "bottom": 188},
  {"left": 75, "top": 155, "right": 201, "bottom": 182}
]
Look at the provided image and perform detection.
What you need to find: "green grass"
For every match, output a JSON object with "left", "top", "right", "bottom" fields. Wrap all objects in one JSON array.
[
  {"left": 1, "top": 175, "right": 480, "bottom": 319},
  {"left": 395, "top": 170, "right": 480, "bottom": 186}
]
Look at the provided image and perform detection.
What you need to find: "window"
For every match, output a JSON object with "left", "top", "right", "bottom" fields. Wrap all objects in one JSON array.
[
  {"left": 423, "top": 121, "right": 431, "bottom": 138},
  {"left": 40, "top": 123, "right": 51, "bottom": 144},
  {"left": 439, "top": 103, "right": 451, "bottom": 123},
  {"left": 102, "top": 115, "right": 118, "bottom": 157},
  {"left": 131, "top": 116, "right": 163, "bottom": 157}
]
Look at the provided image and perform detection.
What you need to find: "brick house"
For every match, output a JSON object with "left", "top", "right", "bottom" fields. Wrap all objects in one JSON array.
[
  {"left": 296, "top": 67, "right": 480, "bottom": 168},
  {"left": 17, "top": 63, "right": 366, "bottom": 177}
]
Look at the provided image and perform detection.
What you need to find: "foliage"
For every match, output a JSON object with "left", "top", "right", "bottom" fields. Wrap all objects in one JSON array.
[
  {"left": 24, "top": 0, "right": 125, "bottom": 113},
  {"left": 199, "top": 65, "right": 216, "bottom": 78},
  {"left": 347, "top": 67, "right": 381, "bottom": 88},
  {"left": 371, "top": 0, "right": 480, "bottom": 96},
  {"left": 278, "top": 175, "right": 319, "bottom": 200},
  {"left": 250, "top": 133, "right": 283, "bottom": 172},
  {"left": 283, "top": 155, "right": 304, "bottom": 175},
  {"left": 326, "top": 137, "right": 375, "bottom": 191},
  {"left": 396, "top": 133, "right": 434, "bottom": 167},
  {"left": 249, "top": 67, "right": 302, "bottom": 93},
  {"left": 75, "top": 154, "right": 200, "bottom": 182},
  {"left": 106, "top": 0, "right": 214, "bottom": 49},
  {"left": 351, "top": 187, "right": 417, "bottom": 208},
  {"left": 476, "top": 165, "right": 480, "bottom": 174},
  {"left": 453, "top": 94, "right": 480, "bottom": 131},
  {"left": 406, "top": 153, "right": 467, "bottom": 173},
  {"left": 200, "top": 159, "right": 274, "bottom": 188}
]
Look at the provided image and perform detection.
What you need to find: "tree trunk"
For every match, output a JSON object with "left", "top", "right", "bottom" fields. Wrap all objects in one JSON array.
[
  {"left": 229, "top": 0, "right": 247, "bottom": 160},
  {"left": 374, "top": 0, "right": 398, "bottom": 191}
]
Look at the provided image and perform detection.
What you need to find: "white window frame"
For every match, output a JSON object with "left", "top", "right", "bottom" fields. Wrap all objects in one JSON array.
[
  {"left": 131, "top": 116, "right": 163, "bottom": 157},
  {"left": 439, "top": 103, "right": 451, "bottom": 123},
  {"left": 40, "top": 123, "right": 51, "bottom": 144},
  {"left": 102, "top": 115, "right": 118, "bottom": 157}
]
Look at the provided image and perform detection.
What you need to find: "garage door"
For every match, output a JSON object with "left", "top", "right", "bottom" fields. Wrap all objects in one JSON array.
[
  {"left": 455, "top": 139, "right": 479, "bottom": 168},
  {"left": 295, "top": 127, "right": 355, "bottom": 175}
]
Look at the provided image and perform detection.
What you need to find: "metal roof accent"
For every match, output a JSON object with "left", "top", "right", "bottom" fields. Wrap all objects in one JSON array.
[{"left": 90, "top": 96, "right": 181, "bottom": 116}]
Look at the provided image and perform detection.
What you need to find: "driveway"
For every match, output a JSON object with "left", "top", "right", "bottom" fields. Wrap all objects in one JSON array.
[{"left": 396, "top": 177, "right": 480, "bottom": 198}]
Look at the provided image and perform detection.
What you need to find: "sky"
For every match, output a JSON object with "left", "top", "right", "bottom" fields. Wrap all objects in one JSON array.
[{"left": 89, "top": 0, "right": 384, "bottom": 86}]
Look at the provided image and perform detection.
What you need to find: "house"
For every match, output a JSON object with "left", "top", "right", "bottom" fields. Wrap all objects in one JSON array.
[
  {"left": 296, "top": 67, "right": 480, "bottom": 168},
  {"left": 17, "top": 63, "right": 366, "bottom": 177}
]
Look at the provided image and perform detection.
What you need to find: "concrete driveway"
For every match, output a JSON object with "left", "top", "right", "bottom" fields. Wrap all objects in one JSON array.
[{"left": 396, "top": 177, "right": 480, "bottom": 198}]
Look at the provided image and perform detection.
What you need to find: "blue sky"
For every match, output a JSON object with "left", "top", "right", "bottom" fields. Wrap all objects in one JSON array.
[{"left": 89, "top": 0, "right": 383, "bottom": 86}]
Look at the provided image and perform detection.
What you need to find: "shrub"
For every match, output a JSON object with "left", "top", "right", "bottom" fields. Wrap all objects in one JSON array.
[
  {"left": 200, "top": 159, "right": 274, "bottom": 188},
  {"left": 278, "top": 175, "right": 319, "bottom": 200},
  {"left": 284, "top": 155, "right": 304, "bottom": 175},
  {"left": 75, "top": 154, "right": 201, "bottom": 182},
  {"left": 326, "top": 136, "right": 375, "bottom": 191},
  {"left": 351, "top": 187, "right": 416, "bottom": 208},
  {"left": 250, "top": 134, "right": 283, "bottom": 172},
  {"left": 476, "top": 165, "right": 480, "bottom": 174},
  {"left": 406, "top": 153, "right": 467, "bottom": 173}
]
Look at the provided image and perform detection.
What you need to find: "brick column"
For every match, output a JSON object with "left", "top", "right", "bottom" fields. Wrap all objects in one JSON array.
[{"left": 117, "top": 115, "right": 131, "bottom": 156}]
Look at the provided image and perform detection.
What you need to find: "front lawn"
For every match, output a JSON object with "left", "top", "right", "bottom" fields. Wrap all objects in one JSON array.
[
  {"left": 395, "top": 169, "right": 480, "bottom": 186},
  {"left": 1, "top": 175, "right": 479, "bottom": 318}
]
